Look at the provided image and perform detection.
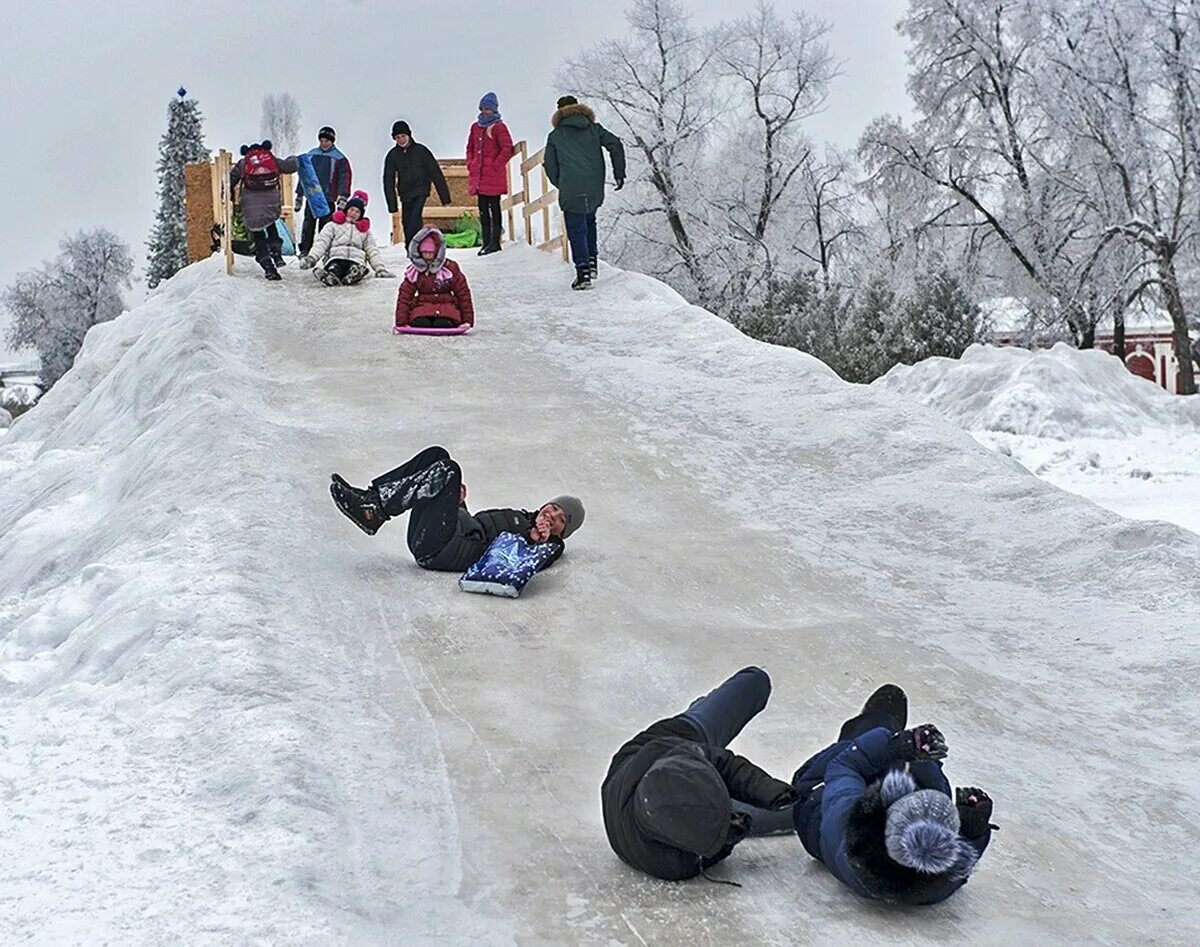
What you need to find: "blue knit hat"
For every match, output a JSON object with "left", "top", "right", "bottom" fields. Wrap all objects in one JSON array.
[
  {"left": 479, "top": 91, "right": 499, "bottom": 111},
  {"left": 884, "top": 789, "right": 961, "bottom": 874}
]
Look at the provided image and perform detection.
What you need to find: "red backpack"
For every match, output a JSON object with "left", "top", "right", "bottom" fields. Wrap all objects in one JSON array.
[{"left": 242, "top": 146, "right": 279, "bottom": 190}]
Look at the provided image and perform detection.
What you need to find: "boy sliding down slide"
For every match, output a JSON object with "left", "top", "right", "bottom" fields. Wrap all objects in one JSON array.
[
  {"left": 299, "top": 190, "right": 394, "bottom": 285},
  {"left": 330, "top": 446, "right": 583, "bottom": 572},
  {"left": 788, "top": 684, "right": 995, "bottom": 905},
  {"left": 601, "top": 667, "right": 798, "bottom": 884}
]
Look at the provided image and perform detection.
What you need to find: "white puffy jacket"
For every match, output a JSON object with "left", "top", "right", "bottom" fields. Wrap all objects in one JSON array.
[{"left": 310, "top": 219, "right": 384, "bottom": 270}]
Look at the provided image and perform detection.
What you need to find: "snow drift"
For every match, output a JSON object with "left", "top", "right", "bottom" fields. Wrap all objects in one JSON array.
[
  {"left": 2, "top": 246, "right": 1199, "bottom": 944},
  {"left": 874, "top": 341, "right": 1200, "bottom": 439}
]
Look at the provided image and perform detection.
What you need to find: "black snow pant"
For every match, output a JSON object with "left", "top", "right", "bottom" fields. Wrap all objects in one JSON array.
[
  {"left": 299, "top": 208, "right": 333, "bottom": 256},
  {"left": 400, "top": 196, "right": 428, "bottom": 249},
  {"left": 477, "top": 195, "right": 502, "bottom": 249},
  {"left": 251, "top": 226, "right": 283, "bottom": 272},
  {"left": 371, "top": 446, "right": 462, "bottom": 562}
]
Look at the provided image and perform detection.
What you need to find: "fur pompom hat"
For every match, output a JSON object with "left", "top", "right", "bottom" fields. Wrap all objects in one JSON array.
[{"left": 332, "top": 190, "right": 371, "bottom": 231}]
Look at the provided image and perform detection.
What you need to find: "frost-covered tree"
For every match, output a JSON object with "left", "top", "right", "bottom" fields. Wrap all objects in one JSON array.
[
  {"left": 146, "top": 88, "right": 208, "bottom": 289},
  {"left": 3, "top": 229, "right": 133, "bottom": 389},
  {"left": 261, "top": 92, "right": 301, "bottom": 156},
  {"left": 561, "top": 0, "right": 720, "bottom": 301}
]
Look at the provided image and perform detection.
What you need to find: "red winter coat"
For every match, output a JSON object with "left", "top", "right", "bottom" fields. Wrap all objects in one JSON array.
[
  {"left": 395, "top": 259, "right": 475, "bottom": 327},
  {"left": 466, "top": 120, "right": 514, "bottom": 197}
]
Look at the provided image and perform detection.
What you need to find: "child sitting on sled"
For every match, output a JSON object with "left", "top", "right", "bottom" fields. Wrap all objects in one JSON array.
[
  {"left": 394, "top": 228, "right": 475, "bottom": 329},
  {"left": 299, "top": 190, "right": 394, "bottom": 285}
]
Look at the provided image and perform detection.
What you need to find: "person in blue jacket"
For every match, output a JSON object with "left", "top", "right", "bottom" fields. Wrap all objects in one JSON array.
[
  {"left": 789, "top": 684, "right": 995, "bottom": 905},
  {"left": 295, "top": 126, "right": 353, "bottom": 255}
]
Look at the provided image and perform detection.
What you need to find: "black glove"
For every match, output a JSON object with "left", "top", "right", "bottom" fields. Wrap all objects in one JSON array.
[
  {"left": 888, "top": 723, "right": 948, "bottom": 761},
  {"left": 767, "top": 786, "right": 801, "bottom": 810},
  {"left": 727, "top": 810, "right": 752, "bottom": 845},
  {"left": 614, "top": 177, "right": 625, "bottom": 191},
  {"left": 955, "top": 786, "right": 995, "bottom": 837}
]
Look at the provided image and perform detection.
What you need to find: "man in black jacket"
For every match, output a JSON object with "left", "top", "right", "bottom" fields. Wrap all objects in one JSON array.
[
  {"left": 383, "top": 121, "right": 452, "bottom": 248},
  {"left": 329, "top": 446, "right": 584, "bottom": 572},
  {"left": 601, "top": 667, "right": 799, "bottom": 883}
]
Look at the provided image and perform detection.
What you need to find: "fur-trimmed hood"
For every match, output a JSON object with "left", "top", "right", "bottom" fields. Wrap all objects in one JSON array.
[
  {"left": 551, "top": 102, "right": 596, "bottom": 128},
  {"left": 844, "top": 778, "right": 980, "bottom": 905}
]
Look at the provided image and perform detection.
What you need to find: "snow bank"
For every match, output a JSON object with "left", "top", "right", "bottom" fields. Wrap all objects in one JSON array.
[
  {"left": 874, "top": 341, "right": 1200, "bottom": 439},
  {"left": 3, "top": 246, "right": 1200, "bottom": 944}
]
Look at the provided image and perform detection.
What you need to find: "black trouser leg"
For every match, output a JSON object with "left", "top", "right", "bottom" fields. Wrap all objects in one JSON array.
[
  {"left": 477, "top": 195, "right": 493, "bottom": 249},
  {"left": 401, "top": 196, "right": 429, "bottom": 248},
  {"left": 300, "top": 210, "right": 318, "bottom": 255},
  {"left": 404, "top": 461, "right": 463, "bottom": 562},
  {"left": 268, "top": 223, "right": 284, "bottom": 261},
  {"left": 371, "top": 446, "right": 452, "bottom": 514},
  {"left": 251, "top": 228, "right": 275, "bottom": 271}
]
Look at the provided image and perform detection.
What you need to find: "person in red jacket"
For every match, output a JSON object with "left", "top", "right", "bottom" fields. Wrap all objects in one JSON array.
[
  {"left": 466, "top": 92, "right": 515, "bottom": 256},
  {"left": 394, "top": 228, "right": 475, "bottom": 328}
]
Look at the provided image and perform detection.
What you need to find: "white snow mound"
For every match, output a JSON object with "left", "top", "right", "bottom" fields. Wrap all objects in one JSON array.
[
  {"left": 875, "top": 341, "right": 1200, "bottom": 439},
  {"left": 2, "top": 246, "right": 1199, "bottom": 944}
]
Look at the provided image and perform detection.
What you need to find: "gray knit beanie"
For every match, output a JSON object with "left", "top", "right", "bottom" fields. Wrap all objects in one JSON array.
[
  {"left": 884, "top": 789, "right": 961, "bottom": 874},
  {"left": 547, "top": 495, "right": 585, "bottom": 539}
]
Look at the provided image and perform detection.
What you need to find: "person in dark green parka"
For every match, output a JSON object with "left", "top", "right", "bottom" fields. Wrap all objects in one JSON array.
[{"left": 543, "top": 96, "right": 626, "bottom": 290}]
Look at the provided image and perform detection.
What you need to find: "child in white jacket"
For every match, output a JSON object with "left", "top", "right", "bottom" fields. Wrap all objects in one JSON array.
[{"left": 300, "top": 190, "right": 395, "bottom": 285}]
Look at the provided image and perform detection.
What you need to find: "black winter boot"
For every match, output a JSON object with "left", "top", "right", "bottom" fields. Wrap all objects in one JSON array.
[
  {"left": 264, "top": 265, "right": 282, "bottom": 281},
  {"left": 861, "top": 684, "right": 908, "bottom": 731},
  {"left": 587, "top": 255, "right": 598, "bottom": 281},
  {"left": 330, "top": 474, "right": 387, "bottom": 535},
  {"left": 343, "top": 263, "right": 369, "bottom": 285},
  {"left": 571, "top": 269, "right": 592, "bottom": 291}
]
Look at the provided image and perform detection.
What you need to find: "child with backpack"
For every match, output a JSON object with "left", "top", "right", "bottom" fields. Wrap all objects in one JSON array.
[
  {"left": 299, "top": 190, "right": 395, "bottom": 285},
  {"left": 230, "top": 140, "right": 300, "bottom": 280},
  {"left": 394, "top": 228, "right": 475, "bottom": 329}
]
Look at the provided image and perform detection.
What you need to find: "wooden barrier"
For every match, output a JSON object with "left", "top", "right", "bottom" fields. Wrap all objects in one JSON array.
[{"left": 185, "top": 149, "right": 234, "bottom": 274}]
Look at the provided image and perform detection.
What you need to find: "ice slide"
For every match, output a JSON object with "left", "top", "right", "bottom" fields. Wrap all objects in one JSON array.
[{"left": 1, "top": 244, "right": 1198, "bottom": 944}]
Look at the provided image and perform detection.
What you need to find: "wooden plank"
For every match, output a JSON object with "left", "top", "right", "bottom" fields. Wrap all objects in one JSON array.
[
  {"left": 215, "top": 150, "right": 234, "bottom": 275},
  {"left": 421, "top": 205, "right": 480, "bottom": 218},
  {"left": 184, "top": 163, "right": 214, "bottom": 263},
  {"left": 521, "top": 190, "right": 559, "bottom": 218},
  {"left": 521, "top": 148, "right": 546, "bottom": 175},
  {"left": 537, "top": 234, "right": 565, "bottom": 253},
  {"left": 279, "top": 172, "right": 295, "bottom": 241},
  {"left": 500, "top": 190, "right": 526, "bottom": 210}
]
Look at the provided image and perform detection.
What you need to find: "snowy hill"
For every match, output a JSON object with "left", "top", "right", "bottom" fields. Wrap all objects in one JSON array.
[
  {"left": 2, "top": 247, "right": 1199, "bottom": 944},
  {"left": 877, "top": 344, "right": 1200, "bottom": 534}
]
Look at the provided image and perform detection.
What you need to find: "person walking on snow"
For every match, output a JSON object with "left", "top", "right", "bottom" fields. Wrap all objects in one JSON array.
[
  {"left": 295, "top": 125, "right": 352, "bottom": 256},
  {"left": 230, "top": 140, "right": 300, "bottom": 281},
  {"left": 329, "top": 446, "right": 584, "bottom": 573},
  {"left": 787, "top": 684, "right": 995, "bottom": 905},
  {"left": 393, "top": 228, "right": 475, "bottom": 329},
  {"left": 466, "top": 92, "right": 514, "bottom": 256},
  {"left": 543, "top": 95, "right": 625, "bottom": 291},
  {"left": 601, "top": 666, "right": 799, "bottom": 883},
  {"left": 383, "top": 120, "right": 452, "bottom": 249},
  {"left": 298, "top": 190, "right": 394, "bottom": 285}
]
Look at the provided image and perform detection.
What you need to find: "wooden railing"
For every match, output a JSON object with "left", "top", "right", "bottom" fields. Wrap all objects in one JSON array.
[{"left": 503, "top": 140, "right": 568, "bottom": 261}]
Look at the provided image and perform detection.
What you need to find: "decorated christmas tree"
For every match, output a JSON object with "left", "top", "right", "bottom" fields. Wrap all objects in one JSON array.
[{"left": 146, "top": 88, "right": 208, "bottom": 288}]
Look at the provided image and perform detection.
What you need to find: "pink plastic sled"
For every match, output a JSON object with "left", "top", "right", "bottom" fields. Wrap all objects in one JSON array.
[{"left": 393, "top": 324, "right": 472, "bottom": 336}]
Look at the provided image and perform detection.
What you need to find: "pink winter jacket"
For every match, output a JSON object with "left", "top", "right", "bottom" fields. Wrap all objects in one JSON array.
[{"left": 466, "top": 120, "right": 514, "bottom": 197}]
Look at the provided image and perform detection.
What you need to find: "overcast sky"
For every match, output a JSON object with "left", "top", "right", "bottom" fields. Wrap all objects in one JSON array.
[{"left": 0, "top": 0, "right": 911, "bottom": 359}]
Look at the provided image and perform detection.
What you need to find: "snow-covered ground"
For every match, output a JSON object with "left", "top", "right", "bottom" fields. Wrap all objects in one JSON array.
[
  {"left": 2, "top": 248, "right": 1199, "bottom": 944},
  {"left": 877, "top": 343, "right": 1200, "bottom": 535}
]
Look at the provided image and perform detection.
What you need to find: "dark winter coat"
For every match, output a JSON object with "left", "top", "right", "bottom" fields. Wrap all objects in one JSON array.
[
  {"left": 419, "top": 505, "right": 563, "bottom": 572},
  {"left": 791, "top": 727, "right": 992, "bottom": 905},
  {"left": 543, "top": 103, "right": 626, "bottom": 215},
  {"left": 295, "top": 145, "right": 352, "bottom": 208},
  {"left": 383, "top": 141, "right": 451, "bottom": 212},
  {"left": 231, "top": 153, "right": 300, "bottom": 232},
  {"left": 602, "top": 716, "right": 794, "bottom": 881},
  {"left": 466, "top": 119, "right": 514, "bottom": 196}
]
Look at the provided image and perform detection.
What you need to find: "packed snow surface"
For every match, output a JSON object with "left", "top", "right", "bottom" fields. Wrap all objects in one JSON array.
[
  {"left": 2, "top": 248, "right": 1199, "bottom": 944},
  {"left": 877, "top": 342, "right": 1200, "bottom": 535}
]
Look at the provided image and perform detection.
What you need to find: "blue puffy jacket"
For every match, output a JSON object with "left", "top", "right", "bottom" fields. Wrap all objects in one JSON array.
[{"left": 792, "top": 727, "right": 991, "bottom": 905}]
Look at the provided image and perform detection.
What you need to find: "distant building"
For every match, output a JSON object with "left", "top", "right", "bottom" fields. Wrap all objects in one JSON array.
[{"left": 986, "top": 299, "right": 1197, "bottom": 394}]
